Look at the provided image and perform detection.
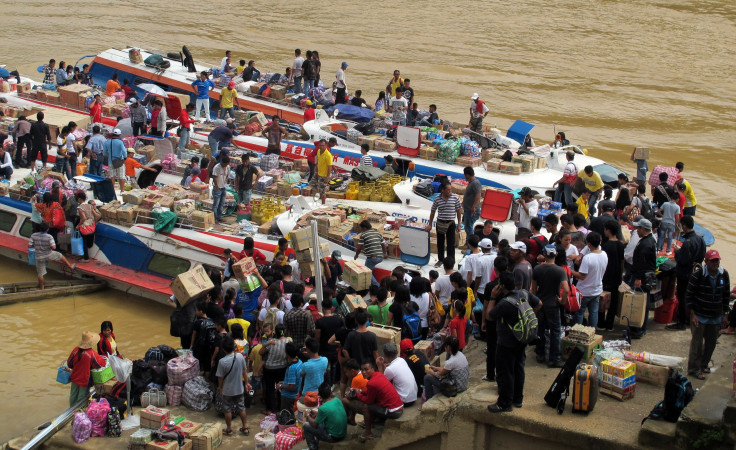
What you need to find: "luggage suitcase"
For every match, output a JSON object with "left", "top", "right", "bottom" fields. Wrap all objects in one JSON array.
[
  {"left": 572, "top": 363, "right": 599, "bottom": 413},
  {"left": 544, "top": 346, "right": 583, "bottom": 413}
]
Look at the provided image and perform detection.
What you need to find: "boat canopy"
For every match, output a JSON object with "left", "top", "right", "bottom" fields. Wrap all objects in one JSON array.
[{"left": 506, "top": 120, "right": 535, "bottom": 145}]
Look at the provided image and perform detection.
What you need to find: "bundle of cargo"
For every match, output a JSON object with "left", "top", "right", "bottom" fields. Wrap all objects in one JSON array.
[
  {"left": 374, "top": 139, "right": 397, "bottom": 152},
  {"left": 512, "top": 154, "right": 535, "bottom": 173},
  {"left": 339, "top": 294, "right": 368, "bottom": 315},
  {"left": 343, "top": 260, "right": 372, "bottom": 291},
  {"left": 599, "top": 357, "right": 636, "bottom": 401},
  {"left": 170, "top": 265, "right": 215, "bottom": 304},
  {"left": 289, "top": 226, "right": 313, "bottom": 252},
  {"left": 499, "top": 161, "right": 522, "bottom": 175},
  {"left": 419, "top": 146, "right": 437, "bottom": 160},
  {"left": 438, "top": 140, "right": 461, "bottom": 164}
]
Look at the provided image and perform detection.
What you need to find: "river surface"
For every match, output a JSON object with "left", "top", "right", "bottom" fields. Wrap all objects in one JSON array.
[{"left": 1, "top": 0, "right": 735, "bottom": 442}]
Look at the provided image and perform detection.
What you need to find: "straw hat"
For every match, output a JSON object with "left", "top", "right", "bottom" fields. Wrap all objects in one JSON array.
[{"left": 79, "top": 331, "right": 100, "bottom": 349}]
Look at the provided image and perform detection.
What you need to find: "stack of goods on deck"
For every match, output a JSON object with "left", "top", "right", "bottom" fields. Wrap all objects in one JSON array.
[
  {"left": 6, "top": 169, "right": 83, "bottom": 202},
  {"left": 561, "top": 324, "right": 603, "bottom": 363},
  {"left": 598, "top": 357, "right": 637, "bottom": 400},
  {"left": 18, "top": 83, "right": 133, "bottom": 120}
]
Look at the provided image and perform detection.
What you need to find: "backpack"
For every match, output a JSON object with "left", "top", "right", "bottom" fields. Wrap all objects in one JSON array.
[
  {"left": 144, "top": 54, "right": 171, "bottom": 70},
  {"left": 144, "top": 347, "right": 164, "bottom": 362},
  {"left": 642, "top": 369, "right": 695, "bottom": 424},
  {"left": 157, "top": 344, "right": 178, "bottom": 362},
  {"left": 263, "top": 308, "right": 279, "bottom": 332},
  {"left": 401, "top": 306, "right": 422, "bottom": 342},
  {"left": 50, "top": 204, "right": 66, "bottom": 230},
  {"left": 525, "top": 235, "right": 548, "bottom": 266},
  {"left": 200, "top": 318, "right": 217, "bottom": 349},
  {"left": 636, "top": 195, "right": 656, "bottom": 222},
  {"left": 414, "top": 180, "right": 434, "bottom": 198},
  {"left": 500, "top": 290, "right": 539, "bottom": 345}
]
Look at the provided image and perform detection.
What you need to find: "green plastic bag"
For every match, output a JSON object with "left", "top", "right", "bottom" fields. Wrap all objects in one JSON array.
[{"left": 154, "top": 211, "right": 178, "bottom": 234}]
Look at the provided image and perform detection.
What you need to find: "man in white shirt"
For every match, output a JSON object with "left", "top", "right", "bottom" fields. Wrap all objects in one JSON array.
[
  {"left": 220, "top": 50, "right": 231, "bottom": 73},
  {"left": 292, "top": 49, "right": 305, "bottom": 95},
  {"left": 335, "top": 62, "right": 348, "bottom": 104},
  {"left": 211, "top": 155, "right": 231, "bottom": 222},
  {"left": 474, "top": 239, "right": 496, "bottom": 299},
  {"left": 516, "top": 187, "right": 539, "bottom": 231},
  {"left": 379, "top": 343, "right": 418, "bottom": 406},
  {"left": 389, "top": 89, "right": 408, "bottom": 125},
  {"left": 571, "top": 231, "right": 608, "bottom": 329},
  {"left": 461, "top": 235, "right": 483, "bottom": 292},
  {"left": 434, "top": 259, "right": 455, "bottom": 309}
]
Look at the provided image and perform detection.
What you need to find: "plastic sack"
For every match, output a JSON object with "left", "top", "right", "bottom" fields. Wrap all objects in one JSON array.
[
  {"left": 153, "top": 211, "right": 178, "bottom": 234},
  {"left": 28, "top": 248, "right": 36, "bottom": 266},
  {"left": 166, "top": 352, "right": 200, "bottom": 386},
  {"left": 86, "top": 397, "right": 111, "bottom": 437},
  {"left": 72, "top": 412, "right": 92, "bottom": 443},
  {"left": 182, "top": 376, "right": 212, "bottom": 411},
  {"left": 107, "top": 354, "right": 132, "bottom": 382},
  {"left": 623, "top": 351, "right": 684, "bottom": 369},
  {"left": 71, "top": 231, "right": 84, "bottom": 256}
]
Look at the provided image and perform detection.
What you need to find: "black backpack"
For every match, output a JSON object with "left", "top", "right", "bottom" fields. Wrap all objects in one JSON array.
[
  {"left": 149, "top": 361, "right": 168, "bottom": 386},
  {"left": 144, "top": 346, "right": 164, "bottom": 362},
  {"left": 200, "top": 318, "right": 217, "bottom": 350},
  {"left": 642, "top": 369, "right": 695, "bottom": 424},
  {"left": 637, "top": 195, "right": 656, "bottom": 222},
  {"left": 157, "top": 344, "right": 178, "bottom": 362},
  {"left": 414, "top": 180, "right": 434, "bottom": 198}
]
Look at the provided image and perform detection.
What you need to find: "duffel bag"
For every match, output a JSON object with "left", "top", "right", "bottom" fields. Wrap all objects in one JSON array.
[
  {"left": 167, "top": 352, "right": 200, "bottom": 386},
  {"left": 182, "top": 376, "right": 212, "bottom": 412}
]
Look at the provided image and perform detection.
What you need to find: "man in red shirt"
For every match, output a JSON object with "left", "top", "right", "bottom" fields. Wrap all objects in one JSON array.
[
  {"left": 89, "top": 94, "right": 102, "bottom": 124},
  {"left": 178, "top": 103, "right": 196, "bottom": 157},
  {"left": 357, "top": 360, "right": 403, "bottom": 442},
  {"left": 303, "top": 100, "right": 316, "bottom": 122}
]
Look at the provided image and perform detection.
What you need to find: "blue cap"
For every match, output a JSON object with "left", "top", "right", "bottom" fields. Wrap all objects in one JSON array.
[
  {"left": 542, "top": 244, "right": 558, "bottom": 256},
  {"left": 342, "top": 62, "right": 348, "bottom": 67}
]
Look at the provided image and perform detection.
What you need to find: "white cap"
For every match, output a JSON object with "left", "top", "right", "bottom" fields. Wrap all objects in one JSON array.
[
  {"left": 471, "top": 93, "right": 479, "bottom": 100},
  {"left": 510, "top": 241, "right": 527, "bottom": 253},
  {"left": 129, "top": 97, "right": 138, "bottom": 104},
  {"left": 112, "top": 128, "right": 122, "bottom": 136},
  {"left": 479, "top": 238, "right": 493, "bottom": 249}
]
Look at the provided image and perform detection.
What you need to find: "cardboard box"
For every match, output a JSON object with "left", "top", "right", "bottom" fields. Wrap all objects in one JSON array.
[
  {"left": 343, "top": 260, "right": 372, "bottom": 291},
  {"left": 259, "top": 218, "right": 275, "bottom": 235},
  {"left": 317, "top": 215, "right": 341, "bottom": 236},
  {"left": 232, "top": 257, "right": 257, "bottom": 279},
  {"left": 419, "top": 147, "right": 437, "bottom": 160},
  {"left": 58, "top": 84, "right": 91, "bottom": 107},
  {"left": 413, "top": 340, "right": 435, "bottom": 362},
  {"left": 299, "top": 261, "right": 315, "bottom": 277},
  {"left": 633, "top": 361, "right": 668, "bottom": 387},
  {"left": 96, "top": 378, "right": 118, "bottom": 395},
  {"left": 177, "top": 420, "right": 202, "bottom": 437},
  {"left": 601, "top": 357, "right": 636, "bottom": 379},
  {"left": 170, "top": 265, "right": 215, "bottom": 304},
  {"left": 191, "top": 423, "right": 222, "bottom": 450},
  {"left": 116, "top": 204, "right": 139, "bottom": 224},
  {"left": 600, "top": 372, "right": 636, "bottom": 389},
  {"left": 374, "top": 139, "right": 398, "bottom": 152},
  {"left": 277, "top": 182, "right": 293, "bottom": 198},
  {"left": 122, "top": 189, "right": 147, "bottom": 205},
  {"left": 561, "top": 334, "right": 603, "bottom": 363},
  {"left": 44, "top": 170, "right": 68, "bottom": 185},
  {"left": 45, "top": 91, "right": 61, "bottom": 104},
  {"left": 249, "top": 82, "right": 265, "bottom": 94},
  {"left": 16, "top": 81, "right": 32, "bottom": 94},
  {"left": 140, "top": 405, "right": 171, "bottom": 430},
  {"left": 358, "top": 135, "right": 376, "bottom": 150},
  {"left": 191, "top": 210, "right": 215, "bottom": 229},
  {"left": 600, "top": 384, "right": 635, "bottom": 401},
  {"left": 341, "top": 294, "right": 368, "bottom": 313},
  {"left": 618, "top": 290, "right": 647, "bottom": 328},
  {"left": 147, "top": 441, "right": 178, "bottom": 450},
  {"left": 633, "top": 147, "right": 650, "bottom": 160},
  {"left": 249, "top": 112, "right": 268, "bottom": 127},
  {"left": 371, "top": 324, "right": 401, "bottom": 354},
  {"left": 326, "top": 191, "right": 346, "bottom": 199},
  {"left": 295, "top": 242, "right": 331, "bottom": 264},
  {"left": 270, "top": 85, "right": 286, "bottom": 100},
  {"left": 290, "top": 227, "right": 314, "bottom": 251}
]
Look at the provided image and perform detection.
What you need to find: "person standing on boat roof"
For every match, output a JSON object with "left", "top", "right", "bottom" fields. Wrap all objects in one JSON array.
[
  {"left": 219, "top": 81, "right": 240, "bottom": 120},
  {"left": 516, "top": 187, "right": 539, "bottom": 231},
  {"left": 192, "top": 71, "right": 215, "bottom": 121},
  {"left": 263, "top": 116, "right": 287, "bottom": 156},
  {"left": 335, "top": 62, "right": 348, "bottom": 105},
  {"left": 105, "top": 73, "right": 121, "bottom": 96},
  {"left": 469, "top": 93, "right": 489, "bottom": 134},
  {"left": 235, "top": 153, "right": 261, "bottom": 205},
  {"left": 552, "top": 150, "right": 578, "bottom": 209},
  {"left": 178, "top": 103, "right": 195, "bottom": 157},
  {"left": 360, "top": 144, "right": 373, "bottom": 167},
  {"left": 389, "top": 89, "right": 408, "bottom": 126},
  {"left": 12, "top": 115, "right": 31, "bottom": 168},
  {"left": 129, "top": 98, "right": 148, "bottom": 137},
  {"left": 220, "top": 50, "right": 231, "bottom": 74},
  {"left": 462, "top": 167, "right": 482, "bottom": 244},
  {"left": 29, "top": 112, "right": 51, "bottom": 170},
  {"left": 309, "top": 138, "right": 333, "bottom": 201},
  {"left": 386, "top": 70, "right": 404, "bottom": 97},
  {"left": 292, "top": 49, "right": 305, "bottom": 95},
  {"left": 630, "top": 147, "right": 648, "bottom": 187},
  {"left": 212, "top": 155, "right": 231, "bottom": 223},
  {"left": 103, "top": 128, "right": 127, "bottom": 192},
  {"left": 354, "top": 220, "right": 388, "bottom": 287},
  {"left": 303, "top": 51, "right": 317, "bottom": 96},
  {"left": 427, "top": 181, "right": 463, "bottom": 268}
]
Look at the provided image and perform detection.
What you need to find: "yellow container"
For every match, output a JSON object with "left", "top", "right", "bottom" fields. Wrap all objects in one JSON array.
[{"left": 358, "top": 189, "right": 371, "bottom": 201}]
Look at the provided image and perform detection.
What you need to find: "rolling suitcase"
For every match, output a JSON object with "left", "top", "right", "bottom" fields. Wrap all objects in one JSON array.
[
  {"left": 544, "top": 346, "right": 583, "bottom": 413},
  {"left": 572, "top": 363, "right": 599, "bottom": 413}
]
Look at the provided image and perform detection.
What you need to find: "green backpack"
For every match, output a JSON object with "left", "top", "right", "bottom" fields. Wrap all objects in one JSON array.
[{"left": 501, "top": 290, "right": 539, "bottom": 344}]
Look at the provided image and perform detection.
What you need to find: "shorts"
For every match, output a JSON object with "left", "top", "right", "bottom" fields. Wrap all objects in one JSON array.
[
  {"left": 222, "top": 393, "right": 245, "bottom": 414},
  {"left": 36, "top": 251, "right": 62, "bottom": 277},
  {"left": 367, "top": 403, "right": 403, "bottom": 420},
  {"left": 109, "top": 165, "right": 125, "bottom": 179}
]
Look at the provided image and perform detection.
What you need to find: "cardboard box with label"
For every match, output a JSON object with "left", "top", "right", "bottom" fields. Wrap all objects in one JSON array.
[
  {"left": 633, "top": 361, "right": 668, "bottom": 386},
  {"left": 191, "top": 210, "right": 215, "bottom": 229},
  {"left": 341, "top": 294, "right": 368, "bottom": 314},
  {"left": 170, "top": 265, "right": 215, "bottom": 304},
  {"left": 343, "top": 260, "right": 372, "bottom": 291},
  {"left": 413, "top": 340, "right": 435, "bottom": 362},
  {"left": 295, "top": 242, "right": 331, "bottom": 263},
  {"left": 232, "top": 257, "right": 257, "bottom": 279},
  {"left": 299, "top": 261, "right": 315, "bottom": 277},
  {"left": 140, "top": 405, "right": 171, "bottom": 430},
  {"left": 371, "top": 324, "right": 401, "bottom": 354},
  {"left": 561, "top": 334, "right": 603, "bottom": 363},
  {"left": 177, "top": 420, "right": 202, "bottom": 437},
  {"left": 191, "top": 422, "right": 223, "bottom": 450},
  {"left": 633, "top": 147, "right": 650, "bottom": 160},
  {"left": 290, "top": 227, "right": 314, "bottom": 251}
]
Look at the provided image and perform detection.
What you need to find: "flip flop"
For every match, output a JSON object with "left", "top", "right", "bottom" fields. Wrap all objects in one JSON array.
[
  {"left": 240, "top": 427, "right": 249, "bottom": 436},
  {"left": 702, "top": 368, "right": 711, "bottom": 374},
  {"left": 358, "top": 433, "right": 374, "bottom": 443},
  {"left": 694, "top": 372, "right": 706, "bottom": 380},
  {"left": 223, "top": 429, "right": 234, "bottom": 436}
]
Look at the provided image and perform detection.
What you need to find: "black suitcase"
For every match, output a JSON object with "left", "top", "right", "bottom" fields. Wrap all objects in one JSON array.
[
  {"left": 91, "top": 178, "right": 117, "bottom": 203},
  {"left": 544, "top": 347, "right": 584, "bottom": 413}
]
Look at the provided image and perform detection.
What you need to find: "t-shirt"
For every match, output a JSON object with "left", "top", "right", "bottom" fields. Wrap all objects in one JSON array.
[
  {"left": 578, "top": 171, "right": 604, "bottom": 193},
  {"left": 258, "top": 306, "right": 285, "bottom": 325},
  {"left": 360, "top": 154, "right": 373, "bottom": 167},
  {"left": 367, "top": 304, "right": 390, "bottom": 325},
  {"left": 212, "top": 163, "right": 230, "bottom": 189},
  {"left": 359, "top": 229, "right": 384, "bottom": 258},
  {"left": 576, "top": 251, "right": 608, "bottom": 297},
  {"left": 317, "top": 149, "right": 333, "bottom": 177},
  {"left": 532, "top": 263, "right": 567, "bottom": 306},
  {"left": 474, "top": 229, "right": 499, "bottom": 246},
  {"left": 474, "top": 253, "right": 496, "bottom": 294},
  {"left": 576, "top": 196, "right": 589, "bottom": 219},
  {"left": 227, "top": 318, "right": 251, "bottom": 339},
  {"left": 443, "top": 351, "right": 470, "bottom": 392},
  {"left": 192, "top": 78, "right": 215, "bottom": 99},
  {"left": 411, "top": 293, "right": 430, "bottom": 327},
  {"left": 432, "top": 194, "right": 461, "bottom": 222},
  {"left": 402, "top": 87, "right": 415, "bottom": 105},
  {"left": 681, "top": 179, "right": 697, "bottom": 207},
  {"left": 390, "top": 97, "right": 408, "bottom": 122},
  {"left": 405, "top": 352, "right": 429, "bottom": 393},
  {"left": 315, "top": 397, "right": 348, "bottom": 439},
  {"left": 85, "top": 134, "right": 106, "bottom": 155},
  {"left": 518, "top": 199, "right": 539, "bottom": 230},
  {"left": 31, "top": 232, "right": 56, "bottom": 258},
  {"left": 315, "top": 315, "right": 343, "bottom": 358},
  {"left": 216, "top": 353, "right": 247, "bottom": 396},
  {"left": 490, "top": 290, "right": 541, "bottom": 348},
  {"left": 463, "top": 178, "right": 482, "bottom": 212},
  {"left": 565, "top": 244, "right": 579, "bottom": 271},
  {"left": 513, "top": 261, "right": 533, "bottom": 290},
  {"left": 601, "top": 240, "right": 625, "bottom": 290},
  {"left": 343, "top": 330, "right": 378, "bottom": 365},
  {"left": 350, "top": 97, "right": 368, "bottom": 107},
  {"left": 265, "top": 125, "right": 284, "bottom": 150},
  {"left": 470, "top": 100, "right": 490, "bottom": 119},
  {"left": 460, "top": 252, "right": 481, "bottom": 285},
  {"left": 384, "top": 357, "right": 418, "bottom": 403},
  {"left": 449, "top": 315, "right": 467, "bottom": 350},
  {"left": 210, "top": 126, "right": 233, "bottom": 145},
  {"left": 105, "top": 79, "right": 120, "bottom": 96},
  {"left": 220, "top": 88, "right": 238, "bottom": 109},
  {"left": 124, "top": 157, "right": 143, "bottom": 177},
  {"left": 434, "top": 274, "right": 454, "bottom": 306},
  {"left": 292, "top": 56, "right": 304, "bottom": 77},
  {"left": 300, "top": 356, "right": 329, "bottom": 394},
  {"left": 660, "top": 201, "right": 680, "bottom": 227},
  {"left": 236, "top": 164, "right": 259, "bottom": 191},
  {"left": 357, "top": 372, "right": 403, "bottom": 410}
]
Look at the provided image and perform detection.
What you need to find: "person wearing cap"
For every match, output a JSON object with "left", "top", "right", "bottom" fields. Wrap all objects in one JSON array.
[
  {"left": 124, "top": 147, "right": 156, "bottom": 179},
  {"left": 334, "top": 62, "right": 348, "bottom": 105},
  {"left": 684, "top": 249, "right": 730, "bottom": 379},
  {"left": 570, "top": 231, "right": 608, "bottom": 329},
  {"left": 427, "top": 181, "right": 462, "bottom": 268},
  {"left": 509, "top": 241, "right": 532, "bottom": 290},
  {"left": 389, "top": 88, "right": 408, "bottom": 125},
  {"left": 552, "top": 150, "right": 578, "bottom": 209},
  {"left": 668, "top": 216, "right": 706, "bottom": 330},
  {"left": 192, "top": 71, "right": 215, "bottom": 121},
  {"left": 474, "top": 238, "right": 496, "bottom": 300},
  {"left": 303, "top": 99, "right": 316, "bottom": 122},
  {"left": 469, "top": 93, "right": 489, "bottom": 133},
  {"left": 129, "top": 97, "right": 148, "bottom": 137},
  {"left": 577, "top": 165, "right": 604, "bottom": 216},
  {"left": 516, "top": 187, "right": 539, "bottom": 231},
  {"left": 400, "top": 339, "right": 429, "bottom": 397},
  {"left": 263, "top": 117, "right": 287, "bottom": 156},
  {"left": 219, "top": 80, "right": 239, "bottom": 120},
  {"left": 629, "top": 217, "right": 657, "bottom": 338},
  {"left": 102, "top": 128, "right": 128, "bottom": 192},
  {"left": 377, "top": 342, "right": 418, "bottom": 407},
  {"left": 531, "top": 244, "right": 569, "bottom": 367},
  {"left": 208, "top": 122, "right": 236, "bottom": 156},
  {"left": 66, "top": 331, "right": 106, "bottom": 407}
]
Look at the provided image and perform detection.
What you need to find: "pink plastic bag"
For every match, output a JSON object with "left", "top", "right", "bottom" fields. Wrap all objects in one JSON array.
[
  {"left": 86, "top": 397, "right": 111, "bottom": 437},
  {"left": 167, "top": 351, "right": 200, "bottom": 386},
  {"left": 72, "top": 412, "right": 92, "bottom": 443}
]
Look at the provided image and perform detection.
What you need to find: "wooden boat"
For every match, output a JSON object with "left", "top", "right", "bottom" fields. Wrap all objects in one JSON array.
[{"left": 0, "top": 280, "right": 107, "bottom": 306}]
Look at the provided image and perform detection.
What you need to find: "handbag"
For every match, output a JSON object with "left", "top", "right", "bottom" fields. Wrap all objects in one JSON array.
[
  {"left": 57, "top": 360, "right": 72, "bottom": 384},
  {"left": 214, "top": 358, "right": 237, "bottom": 414},
  {"left": 436, "top": 220, "right": 452, "bottom": 235},
  {"left": 141, "top": 388, "right": 168, "bottom": 408},
  {"left": 432, "top": 293, "right": 446, "bottom": 316},
  {"left": 643, "top": 271, "right": 658, "bottom": 292},
  {"left": 79, "top": 223, "right": 96, "bottom": 236},
  {"left": 71, "top": 230, "right": 84, "bottom": 256},
  {"left": 428, "top": 295, "right": 443, "bottom": 328},
  {"left": 112, "top": 157, "right": 125, "bottom": 169},
  {"left": 439, "top": 376, "right": 458, "bottom": 397}
]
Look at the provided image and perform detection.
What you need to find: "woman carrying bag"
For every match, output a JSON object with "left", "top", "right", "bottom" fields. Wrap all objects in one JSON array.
[
  {"left": 76, "top": 192, "right": 100, "bottom": 262},
  {"left": 67, "top": 331, "right": 106, "bottom": 407}
]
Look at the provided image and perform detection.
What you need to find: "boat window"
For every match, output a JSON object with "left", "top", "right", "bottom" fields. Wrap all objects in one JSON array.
[
  {"left": 593, "top": 163, "right": 627, "bottom": 185},
  {"left": 19, "top": 218, "right": 34, "bottom": 238},
  {"left": 0, "top": 211, "right": 16, "bottom": 232},
  {"left": 147, "top": 252, "right": 190, "bottom": 278}
]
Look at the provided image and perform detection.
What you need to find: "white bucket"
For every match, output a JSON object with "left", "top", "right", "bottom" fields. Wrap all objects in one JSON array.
[{"left": 255, "top": 431, "right": 276, "bottom": 449}]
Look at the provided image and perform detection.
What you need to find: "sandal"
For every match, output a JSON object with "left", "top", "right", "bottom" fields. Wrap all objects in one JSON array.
[
  {"left": 223, "top": 429, "right": 234, "bottom": 436},
  {"left": 358, "top": 433, "right": 374, "bottom": 443},
  {"left": 358, "top": 421, "right": 366, "bottom": 429},
  {"left": 240, "top": 427, "right": 250, "bottom": 436},
  {"left": 693, "top": 371, "right": 706, "bottom": 380},
  {"left": 702, "top": 368, "right": 711, "bottom": 374}
]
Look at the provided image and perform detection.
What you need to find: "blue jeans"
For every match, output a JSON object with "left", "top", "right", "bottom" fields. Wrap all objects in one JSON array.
[
  {"left": 657, "top": 224, "right": 675, "bottom": 251},
  {"left": 220, "top": 107, "right": 234, "bottom": 119},
  {"left": 554, "top": 183, "right": 574, "bottom": 209},
  {"left": 178, "top": 128, "right": 190, "bottom": 155},
  {"left": 212, "top": 187, "right": 226, "bottom": 220},
  {"left": 303, "top": 422, "right": 341, "bottom": 450},
  {"left": 67, "top": 153, "right": 77, "bottom": 180},
  {"left": 239, "top": 189, "right": 252, "bottom": 205},
  {"left": 365, "top": 256, "right": 383, "bottom": 286},
  {"left": 293, "top": 76, "right": 302, "bottom": 94},
  {"left": 89, "top": 154, "right": 103, "bottom": 176},
  {"left": 303, "top": 79, "right": 315, "bottom": 96},
  {"left": 535, "top": 303, "right": 562, "bottom": 361},
  {"left": 208, "top": 136, "right": 220, "bottom": 155},
  {"left": 54, "top": 157, "right": 69, "bottom": 177},
  {"left": 0, "top": 166, "right": 12, "bottom": 180},
  {"left": 588, "top": 189, "right": 600, "bottom": 216},
  {"left": 575, "top": 295, "right": 600, "bottom": 328},
  {"left": 462, "top": 208, "right": 480, "bottom": 242}
]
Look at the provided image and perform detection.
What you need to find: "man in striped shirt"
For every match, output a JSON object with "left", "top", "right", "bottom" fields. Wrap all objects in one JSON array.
[
  {"left": 360, "top": 144, "right": 373, "bottom": 167},
  {"left": 355, "top": 221, "right": 387, "bottom": 286},
  {"left": 426, "top": 182, "right": 462, "bottom": 268}
]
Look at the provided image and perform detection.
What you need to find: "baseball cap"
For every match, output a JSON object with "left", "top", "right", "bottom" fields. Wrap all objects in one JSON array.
[
  {"left": 341, "top": 61, "right": 348, "bottom": 67},
  {"left": 126, "top": 148, "right": 135, "bottom": 153},
  {"left": 479, "top": 238, "right": 493, "bottom": 249},
  {"left": 305, "top": 100, "right": 313, "bottom": 106},
  {"left": 510, "top": 241, "right": 527, "bottom": 253},
  {"left": 228, "top": 81, "right": 235, "bottom": 88},
  {"left": 112, "top": 128, "right": 122, "bottom": 136},
  {"left": 632, "top": 218, "right": 652, "bottom": 231},
  {"left": 471, "top": 93, "right": 479, "bottom": 100},
  {"left": 331, "top": 250, "right": 342, "bottom": 260},
  {"left": 542, "top": 244, "right": 557, "bottom": 257},
  {"left": 129, "top": 97, "right": 138, "bottom": 104},
  {"left": 705, "top": 249, "right": 720, "bottom": 261},
  {"left": 399, "top": 339, "right": 414, "bottom": 358}
]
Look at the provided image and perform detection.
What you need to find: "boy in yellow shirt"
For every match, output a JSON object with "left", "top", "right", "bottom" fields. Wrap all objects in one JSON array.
[
  {"left": 219, "top": 81, "right": 239, "bottom": 120},
  {"left": 576, "top": 190, "right": 591, "bottom": 219}
]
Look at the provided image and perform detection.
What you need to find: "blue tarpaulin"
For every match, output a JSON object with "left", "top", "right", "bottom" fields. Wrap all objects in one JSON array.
[
  {"left": 506, "top": 120, "right": 535, "bottom": 145},
  {"left": 325, "top": 104, "right": 375, "bottom": 123}
]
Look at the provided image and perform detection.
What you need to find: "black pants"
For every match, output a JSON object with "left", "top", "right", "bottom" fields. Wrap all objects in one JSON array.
[
  {"left": 336, "top": 88, "right": 346, "bottom": 104},
  {"left": 263, "top": 366, "right": 287, "bottom": 413},
  {"left": 132, "top": 122, "right": 146, "bottom": 137},
  {"left": 495, "top": 343, "right": 526, "bottom": 408},
  {"left": 729, "top": 307, "right": 736, "bottom": 328},
  {"left": 436, "top": 221, "right": 456, "bottom": 265},
  {"left": 81, "top": 232, "right": 95, "bottom": 260},
  {"left": 322, "top": 354, "right": 339, "bottom": 386},
  {"left": 676, "top": 274, "right": 690, "bottom": 326},
  {"left": 29, "top": 145, "right": 48, "bottom": 167},
  {"left": 599, "top": 285, "right": 620, "bottom": 329},
  {"left": 485, "top": 320, "right": 497, "bottom": 379},
  {"left": 15, "top": 134, "right": 32, "bottom": 166}
]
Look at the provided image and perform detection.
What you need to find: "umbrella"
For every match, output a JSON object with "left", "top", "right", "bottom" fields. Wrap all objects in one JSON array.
[{"left": 137, "top": 83, "right": 167, "bottom": 96}]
